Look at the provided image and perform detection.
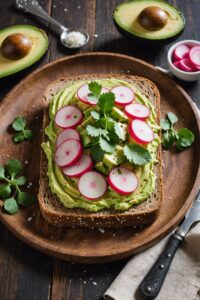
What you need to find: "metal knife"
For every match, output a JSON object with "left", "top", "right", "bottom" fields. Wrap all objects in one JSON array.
[{"left": 139, "top": 190, "right": 200, "bottom": 300}]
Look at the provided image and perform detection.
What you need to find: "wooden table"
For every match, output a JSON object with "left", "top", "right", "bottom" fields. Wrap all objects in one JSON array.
[{"left": 0, "top": 1, "right": 200, "bottom": 299}]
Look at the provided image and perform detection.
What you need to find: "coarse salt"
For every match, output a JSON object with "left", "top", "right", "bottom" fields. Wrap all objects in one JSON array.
[{"left": 63, "top": 31, "right": 86, "bottom": 48}]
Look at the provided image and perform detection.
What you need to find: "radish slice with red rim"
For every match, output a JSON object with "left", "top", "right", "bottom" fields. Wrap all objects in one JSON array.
[
  {"left": 111, "top": 86, "right": 134, "bottom": 106},
  {"left": 173, "top": 45, "right": 190, "bottom": 61},
  {"left": 56, "top": 129, "right": 80, "bottom": 147},
  {"left": 78, "top": 171, "right": 107, "bottom": 200},
  {"left": 54, "top": 139, "right": 83, "bottom": 167},
  {"left": 108, "top": 167, "right": 138, "bottom": 195},
  {"left": 125, "top": 103, "right": 150, "bottom": 120},
  {"left": 129, "top": 119, "right": 154, "bottom": 144},
  {"left": 77, "top": 84, "right": 109, "bottom": 105},
  {"left": 178, "top": 58, "right": 196, "bottom": 72},
  {"left": 55, "top": 105, "right": 83, "bottom": 129},
  {"left": 63, "top": 154, "right": 93, "bottom": 178},
  {"left": 189, "top": 46, "right": 200, "bottom": 67}
]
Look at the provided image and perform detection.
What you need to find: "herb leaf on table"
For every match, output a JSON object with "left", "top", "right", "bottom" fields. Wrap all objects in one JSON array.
[
  {"left": 161, "top": 112, "right": 195, "bottom": 151},
  {"left": 12, "top": 117, "right": 33, "bottom": 143},
  {"left": 0, "top": 159, "right": 35, "bottom": 215}
]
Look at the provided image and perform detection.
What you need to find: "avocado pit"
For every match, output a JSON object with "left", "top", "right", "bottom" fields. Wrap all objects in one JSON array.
[
  {"left": 138, "top": 6, "right": 168, "bottom": 31},
  {"left": 1, "top": 33, "right": 32, "bottom": 60}
]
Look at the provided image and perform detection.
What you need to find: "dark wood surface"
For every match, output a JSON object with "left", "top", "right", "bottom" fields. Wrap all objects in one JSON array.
[{"left": 0, "top": 1, "right": 200, "bottom": 299}]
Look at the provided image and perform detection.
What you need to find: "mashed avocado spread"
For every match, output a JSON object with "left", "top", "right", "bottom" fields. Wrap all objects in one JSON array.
[{"left": 42, "top": 79, "right": 160, "bottom": 212}]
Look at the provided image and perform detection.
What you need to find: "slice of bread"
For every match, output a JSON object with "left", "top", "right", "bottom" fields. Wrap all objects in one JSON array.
[{"left": 38, "top": 74, "right": 163, "bottom": 228}]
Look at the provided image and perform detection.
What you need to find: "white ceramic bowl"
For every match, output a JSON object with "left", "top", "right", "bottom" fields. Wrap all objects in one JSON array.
[{"left": 167, "top": 40, "right": 200, "bottom": 81}]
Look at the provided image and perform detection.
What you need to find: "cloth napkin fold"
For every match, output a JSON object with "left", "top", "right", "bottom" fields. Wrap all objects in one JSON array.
[
  {"left": 104, "top": 224, "right": 200, "bottom": 300},
  {"left": 104, "top": 104, "right": 200, "bottom": 300}
]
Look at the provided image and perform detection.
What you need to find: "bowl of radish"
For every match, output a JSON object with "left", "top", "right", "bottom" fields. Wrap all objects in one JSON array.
[{"left": 167, "top": 40, "right": 200, "bottom": 81}]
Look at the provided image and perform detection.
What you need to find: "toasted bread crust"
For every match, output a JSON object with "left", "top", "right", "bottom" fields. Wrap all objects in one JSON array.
[{"left": 38, "top": 74, "right": 163, "bottom": 228}]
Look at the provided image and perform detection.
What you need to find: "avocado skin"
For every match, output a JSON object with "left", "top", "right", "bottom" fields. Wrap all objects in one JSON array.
[{"left": 113, "top": 1, "right": 185, "bottom": 46}]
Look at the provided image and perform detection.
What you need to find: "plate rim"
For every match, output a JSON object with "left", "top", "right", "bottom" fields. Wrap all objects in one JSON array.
[{"left": 0, "top": 52, "right": 200, "bottom": 262}]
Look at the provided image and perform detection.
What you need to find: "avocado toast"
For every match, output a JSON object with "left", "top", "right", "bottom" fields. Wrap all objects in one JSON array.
[{"left": 39, "top": 74, "right": 163, "bottom": 228}]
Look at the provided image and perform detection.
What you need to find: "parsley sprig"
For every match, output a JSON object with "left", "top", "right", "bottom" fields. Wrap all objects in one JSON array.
[
  {"left": 12, "top": 117, "right": 33, "bottom": 143},
  {"left": 161, "top": 112, "right": 195, "bottom": 151},
  {"left": 85, "top": 81, "right": 127, "bottom": 158},
  {"left": 0, "top": 159, "right": 35, "bottom": 215}
]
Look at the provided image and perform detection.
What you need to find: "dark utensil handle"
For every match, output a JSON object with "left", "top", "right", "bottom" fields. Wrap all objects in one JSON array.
[{"left": 138, "top": 233, "right": 183, "bottom": 300}]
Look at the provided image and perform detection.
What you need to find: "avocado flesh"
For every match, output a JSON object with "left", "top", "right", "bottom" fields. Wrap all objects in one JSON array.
[
  {"left": 113, "top": 0, "right": 185, "bottom": 41},
  {"left": 0, "top": 25, "right": 48, "bottom": 78},
  {"left": 111, "top": 107, "right": 128, "bottom": 122}
]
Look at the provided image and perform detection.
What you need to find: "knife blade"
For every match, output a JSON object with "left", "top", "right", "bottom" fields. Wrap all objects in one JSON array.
[{"left": 139, "top": 190, "right": 200, "bottom": 300}]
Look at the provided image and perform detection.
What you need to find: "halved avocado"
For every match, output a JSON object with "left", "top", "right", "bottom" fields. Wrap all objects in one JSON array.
[
  {"left": 0, "top": 25, "right": 48, "bottom": 78},
  {"left": 113, "top": 0, "right": 185, "bottom": 45}
]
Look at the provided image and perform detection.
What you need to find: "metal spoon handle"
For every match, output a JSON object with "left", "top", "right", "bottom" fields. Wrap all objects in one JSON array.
[{"left": 15, "top": 0, "right": 67, "bottom": 33}]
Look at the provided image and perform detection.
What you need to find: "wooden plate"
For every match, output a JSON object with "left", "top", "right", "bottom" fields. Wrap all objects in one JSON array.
[{"left": 0, "top": 53, "right": 200, "bottom": 263}]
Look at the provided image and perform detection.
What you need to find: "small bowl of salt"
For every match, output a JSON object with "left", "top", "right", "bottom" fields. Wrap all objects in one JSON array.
[{"left": 61, "top": 30, "right": 89, "bottom": 49}]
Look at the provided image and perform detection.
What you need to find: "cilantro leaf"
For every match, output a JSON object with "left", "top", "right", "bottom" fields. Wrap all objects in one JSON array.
[
  {"left": 88, "top": 81, "right": 102, "bottom": 97},
  {"left": 12, "top": 117, "right": 26, "bottom": 131},
  {"left": 160, "top": 118, "right": 170, "bottom": 131},
  {"left": 99, "top": 92, "right": 115, "bottom": 114},
  {"left": 0, "top": 184, "right": 11, "bottom": 199},
  {"left": 90, "top": 110, "right": 100, "bottom": 120},
  {"left": 162, "top": 131, "right": 177, "bottom": 149},
  {"left": 13, "top": 129, "right": 33, "bottom": 143},
  {"left": 11, "top": 116, "right": 33, "bottom": 143},
  {"left": 123, "top": 144, "right": 152, "bottom": 166},
  {"left": 13, "top": 132, "right": 26, "bottom": 143},
  {"left": 5, "top": 159, "right": 22, "bottom": 178},
  {"left": 13, "top": 176, "right": 26, "bottom": 186},
  {"left": 24, "top": 129, "right": 33, "bottom": 140},
  {"left": 86, "top": 125, "right": 108, "bottom": 138},
  {"left": 4, "top": 197, "right": 19, "bottom": 215},
  {"left": 0, "top": 166, "right": 5, "bottom": 179},
  {"left": 96, "top": 117, "right": 115, "bottom": 130},
  {"left": 90, "top": 145, "right": 104, "bottom": 163},
  {"left": 114, "top": 122, "right": 126, "bottom": 141},
  {"left": 167, "top": 112, "right": 178, "bottom": 125},
  {"left": 99, "top": 137, "right": 116, "bottom": 153},
  {"left": 17, "top": 192, "right": 35, "bottom": 207},
  {"left": 176, "top": 128, "right": 195, "bottom": 151}
]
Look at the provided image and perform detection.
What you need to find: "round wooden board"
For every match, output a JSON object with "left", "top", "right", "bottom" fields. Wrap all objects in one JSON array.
[{"left": 0, "top": 53, "right": 200, "bottom": 263}]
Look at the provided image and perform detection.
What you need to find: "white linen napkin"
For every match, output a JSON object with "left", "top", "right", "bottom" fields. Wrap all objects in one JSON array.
[
  {"left": 104, "top": 224, "right": 200, "bottom": 300},
  {"left": 104, "top": 104, "right": 200, "bottom": 300}
]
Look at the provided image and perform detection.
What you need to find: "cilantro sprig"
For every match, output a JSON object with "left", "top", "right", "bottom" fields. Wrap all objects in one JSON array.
[
  {"left": 161, "top": 112, "right": 195, "bottom": 151},
  {"left": 0, "top": 159, "right": 35, "bottom": 215},
  {"left": 85, "top": 81, "right": 127, "bottom": 155},
  {"left": 12, "top": 117, "right": 33, "bottom": 143}
]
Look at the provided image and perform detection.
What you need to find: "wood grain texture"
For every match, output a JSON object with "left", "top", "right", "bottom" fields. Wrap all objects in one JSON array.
[{"left": 0, "top": 1, "right": 200, "bottom": 300}]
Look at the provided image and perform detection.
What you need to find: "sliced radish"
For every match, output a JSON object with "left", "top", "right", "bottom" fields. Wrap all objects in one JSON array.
[
  {"left": 111, "top": 86, "right": 134, "bottom": 106},
  {"left": 125, "top": 103, "right": 150, "bottom": 120},
  {"left": 108, "top": 167, "right": 138, "bottom": 195},
  {"left": 54, "top": 139, "right": 82, "bottom": 167},
  {"left": 56, "top": 129, "right": 80, "bottom": 147},
  {"left": 173, "top": 61, "right": 181, "bottom": 70},
  {"left": 63, "top": 154, "right": 93, "bottom": 178},
  {"left": 189, "top": 46, "right": 200, "bottom": 67},
  {"left": 78, "top": 171, "right": 107, "bottom": 200},
  {"left": 55, "top": 105, "right": 83, "bottom": 129},
  {"left": 173, "top": 45, "right": 190, "bottom": 61},
  {"left": 129, "top": 119, "right": 154, "bottom": 144},
  {"left": 178, "top": 58, "right": 196, "bottom": 72},
  {"left": 77, "top": 84, "right": 109, "bottom": 105}
]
